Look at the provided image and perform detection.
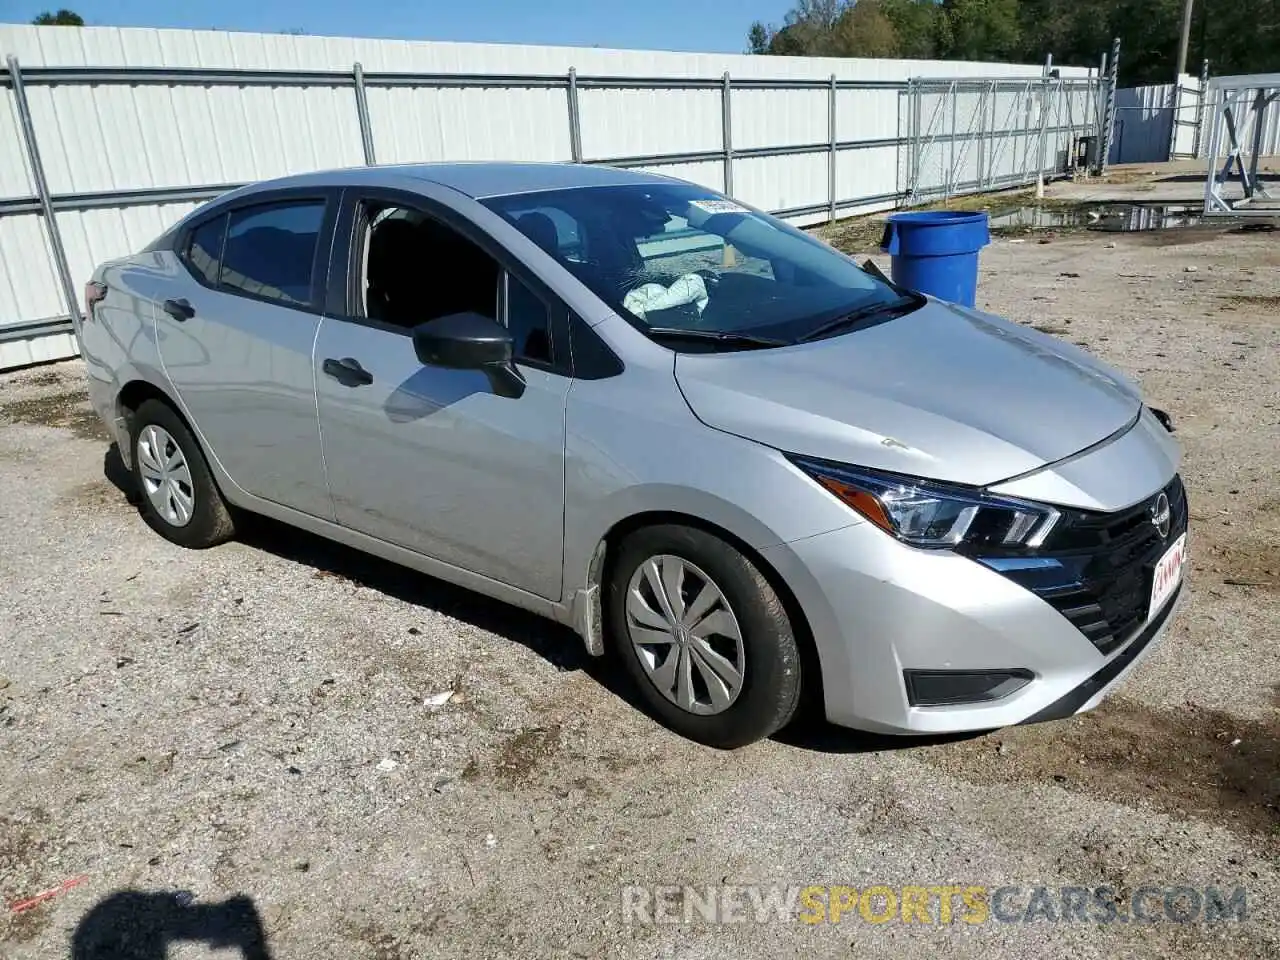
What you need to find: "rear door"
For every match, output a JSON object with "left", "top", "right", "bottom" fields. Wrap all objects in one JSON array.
[{"left": 156, "top": 189, "right": 338, "bottom": 517}]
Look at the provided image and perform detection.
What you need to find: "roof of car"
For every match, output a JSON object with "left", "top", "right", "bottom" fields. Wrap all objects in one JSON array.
[{"left": 261, "top": 162, "right": 675, "bottom": 200}]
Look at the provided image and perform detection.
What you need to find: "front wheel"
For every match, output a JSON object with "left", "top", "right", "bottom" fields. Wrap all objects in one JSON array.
[
  {"left": 128, "top": 398, "right": 235, "bottom": 549},
  {"left": 606, "top": 524, "right": 802, "bottom": 749}
]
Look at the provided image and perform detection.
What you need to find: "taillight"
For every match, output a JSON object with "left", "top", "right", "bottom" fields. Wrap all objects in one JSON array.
[{"left": 84, "top": 281, "right": 107, "bottom": 321}]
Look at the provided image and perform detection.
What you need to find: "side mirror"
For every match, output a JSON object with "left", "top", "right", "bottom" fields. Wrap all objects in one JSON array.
[{"left": 412, "top": 312, "right": 526, "bottom": 399}]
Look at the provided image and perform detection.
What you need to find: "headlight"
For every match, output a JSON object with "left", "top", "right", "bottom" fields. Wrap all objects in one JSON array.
[{"left": 790, "top": 456, "right": 1059, "bottom": 550}]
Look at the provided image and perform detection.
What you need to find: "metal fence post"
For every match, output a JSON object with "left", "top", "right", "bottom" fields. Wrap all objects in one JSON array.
[
  {"left": 905, "top": 78, "right": 917, "bottom": 203},
  {"left": 1095, "top": 52, "right": 1108, "bottom": 146},
  {"left": 1100, "top": 37, "right": 1121, "bottom": 172},
  {"left": 1166, "top": 79, "right": 1182, "bottom": 160},
  {"left": 1036, "top": 56, "right": 1052, "bottom": 195},
  {"left": 352, "top": 62, "right": 376, "bottom": 165},
  {"left": 976, "top": 80, "right": 992, "bottom": 190},
  {"left": 721, "top": 72, "right": 734, "bottom": 196},
  {"left": 946, "top": 80, "right": 957, "bottom": 199},
  {"left": 1192, "top": 57, "right": 1210, "bottom": 158},
  {"left": 5, "top": 54, "right": 83, "bottom": 343},
  {"left": 828, "top": 74, "right": 837, "bottom": 219},
  {"left": 567, "top": 67, "right": 583, "bottom": 163}
]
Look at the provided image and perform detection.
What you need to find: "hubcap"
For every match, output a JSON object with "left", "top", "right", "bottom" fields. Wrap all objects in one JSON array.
[
  {"left": 136, "top": 424, "right": 195, "bottom": 527},
  {"left": 625, "top": 555, "right": 745, "bottom": 716}
]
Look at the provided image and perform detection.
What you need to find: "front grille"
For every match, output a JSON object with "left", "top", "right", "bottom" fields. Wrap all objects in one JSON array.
[{"left": 975, "top": 476, "right": 1188, "bottom": 655}]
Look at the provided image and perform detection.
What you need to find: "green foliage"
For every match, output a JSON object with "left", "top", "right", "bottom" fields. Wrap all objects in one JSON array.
[
  {"left": 941, "top": 0, "right": 1021, "bottom": 60},
  {"left": 31, "top": 8, "right": 84, "bottom": 25},
  {"left": 748, "top": 0, "right": 1275, "bottom": 85},
  {"left": 835, "top": 1, "right": 902, "bottom": 57},
  {"left": 880, "top": 0, "right": 945, "bottom": 59}
]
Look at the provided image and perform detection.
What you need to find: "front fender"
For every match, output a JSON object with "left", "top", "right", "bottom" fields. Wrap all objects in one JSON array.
[{"left": 561, "top": 367, "right": 863, "bottom": 611}]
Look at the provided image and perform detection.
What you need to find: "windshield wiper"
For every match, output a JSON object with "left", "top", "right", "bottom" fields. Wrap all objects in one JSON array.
[
  {"left": 645, "top": 327, "right": 787, "bottom": 350},
  {"left": 798, "top": 294, "right": 925, "bottom": 343}
]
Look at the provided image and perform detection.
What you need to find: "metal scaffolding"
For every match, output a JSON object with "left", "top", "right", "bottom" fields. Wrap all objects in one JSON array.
[{"left": 1202, "top": 73, "right": 1280, "bottom": 216}]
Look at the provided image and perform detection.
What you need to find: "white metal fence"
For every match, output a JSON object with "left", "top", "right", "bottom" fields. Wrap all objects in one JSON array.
[{"left": 0, "top": 25, "right": 1096, "bottom": 369}]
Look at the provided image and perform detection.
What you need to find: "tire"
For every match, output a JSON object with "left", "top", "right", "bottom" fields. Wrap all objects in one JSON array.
[
  {"left": 128, "top": 398, "right": 235, "bottom": 549},
  {"left": 606, "top": 524, "right": 802, "bottom": 749}
]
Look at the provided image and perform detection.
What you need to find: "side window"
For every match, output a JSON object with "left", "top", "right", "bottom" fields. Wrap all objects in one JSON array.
[
  {"left": 183, "top": 215, "right": 226, "bottom": 286},
  {"left": 220, "top": 200, "right": 325, "bottom": 307},
  {"left": 505, "top": 273, "right": 552, "bottom": 365},
  {"left": 360, "top": 202, "right": 500, "bottom": 330}
]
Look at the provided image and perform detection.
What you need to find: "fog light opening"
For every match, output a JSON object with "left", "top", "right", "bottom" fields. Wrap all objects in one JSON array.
[{"left": 904, "top": 669, "right": 1034, "bottom": 707}]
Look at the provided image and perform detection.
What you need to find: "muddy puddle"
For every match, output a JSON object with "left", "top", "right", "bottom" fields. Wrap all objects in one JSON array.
[
  {"left": 990, "top": 203, "right": 1208, "bottom": 233},
  {"left": 0, "top": 389, "right": 108, "bottom": 441},
  {"left": 918, "top": 695, "right": 1280, "bottom": 843}
]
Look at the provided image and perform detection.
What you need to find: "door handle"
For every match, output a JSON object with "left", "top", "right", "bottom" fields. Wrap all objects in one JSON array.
[
  {"left": 162, "top": 298, "right": 195, "bottom": 321},
  {"left": 322, "top": 357, "right": 374, "bottom": 387}
]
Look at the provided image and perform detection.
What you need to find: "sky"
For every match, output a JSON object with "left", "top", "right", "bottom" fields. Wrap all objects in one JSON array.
[{"left": 7, "top": 0, "right": 790, "bottom": 54}]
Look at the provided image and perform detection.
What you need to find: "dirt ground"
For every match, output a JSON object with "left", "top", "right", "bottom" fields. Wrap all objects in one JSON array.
[{"left": 1, "top": 222, "right": 1278, "bottom": 959}]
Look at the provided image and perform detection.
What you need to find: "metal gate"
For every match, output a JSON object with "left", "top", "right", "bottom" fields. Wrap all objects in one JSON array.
[{"left": 904, "top": 75, "right": 1104, "bottom": 204}]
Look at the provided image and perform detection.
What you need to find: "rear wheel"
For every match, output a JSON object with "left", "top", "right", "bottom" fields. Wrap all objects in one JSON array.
[
  {"left": 606, "top": 524, "right": 802, "bottom": 749},
  {"left": 128, "top": 398, "right": 235, "bottom": 549}
]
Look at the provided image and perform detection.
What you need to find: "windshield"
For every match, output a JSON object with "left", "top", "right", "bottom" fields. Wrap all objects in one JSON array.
[{"left": 482, "top": 183, "right": 912, "bottom": 346}]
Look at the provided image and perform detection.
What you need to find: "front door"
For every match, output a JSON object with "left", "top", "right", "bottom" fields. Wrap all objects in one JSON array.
[
  {"left": 313, "top": 195, "right": 571, "bottom": 600},
  {"left": 155, "top": 191, "right": 337, "bottom": 517}
]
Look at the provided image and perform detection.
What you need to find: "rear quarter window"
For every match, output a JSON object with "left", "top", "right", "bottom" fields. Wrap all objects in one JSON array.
[{"left": 183, "top": 215, "right": 227, "bottom": 286}]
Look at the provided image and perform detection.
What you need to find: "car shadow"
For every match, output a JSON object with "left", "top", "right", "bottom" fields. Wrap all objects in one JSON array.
[
  {"left": 773, "top": 717, "right": 989, "bottom": 754},
  {"left": 103, "top": 443, "right": 986, "bottom": 754},
  {"left": 102, "top": 443, "right": 647, "bottom": 712},
  {"left": 71, "top": 890, "right": 273, "bottom": 960},
  {"left": 104, "top": 443, "right": 140, "bottom": 504}
]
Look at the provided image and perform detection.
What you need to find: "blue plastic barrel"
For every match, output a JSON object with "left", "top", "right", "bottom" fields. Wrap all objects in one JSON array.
[{"left": 879, "top": 211, "right": 990, "bottom": 307}]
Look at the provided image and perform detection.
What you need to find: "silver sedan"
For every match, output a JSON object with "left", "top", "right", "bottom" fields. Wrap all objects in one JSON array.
[{"left": 81, "top": 162, "right": 1187, "bottom": 747}]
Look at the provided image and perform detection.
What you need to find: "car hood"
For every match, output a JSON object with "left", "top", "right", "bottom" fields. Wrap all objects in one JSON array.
[{"left": 674, "top": 299, "right": 1143, "bottom": 488}]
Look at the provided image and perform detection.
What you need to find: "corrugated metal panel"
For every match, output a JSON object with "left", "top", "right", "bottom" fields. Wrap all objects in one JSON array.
[
  {"left": 25, "top": 82, "right": 366, "bottom": 195},
  {"left": 579, "top": 88, "right": 722, "bottom": 161},
  {"left": 1110, "top": 83, "right": 1175, "bottom": 164},
  {"left": 635, "top": 161, "right": 723, "bottom": 194},
  {"left": 0, "top": 86, "right": 36, "bottom": 199},
  {"left": 0, "top": 331, "right": 77, "bottom": 370},
  {"left": 735, "top": 153, "right": 829, "bottom": 212},
  {"left": 0, "top": 213, "right": 61, "bottom": 326},
  {"left": 367, "top": 86, "right": 570, "bottom": 164},
  {"left": 836, "top": 87, "right": 903, "bottom": 142},
  {"left": 732, "top": 88, "right": 828, "bottom": 152},
  {"left": 836, "top": 145, "right": 899, "bottom": 202},
  {"left": 0, "top": 25, "right": 1091, "bottom": 80},
  {"left": 1202, "top": 81, "right": 1280, "bottom": 161},
  {"left": 56, "top": 201, "right": 205, "bottom": 296}
]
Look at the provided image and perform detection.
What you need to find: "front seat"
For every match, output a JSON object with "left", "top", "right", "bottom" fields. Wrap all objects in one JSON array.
[
  {"left": 515, "top": 213, "right": 560, "bottom": 256},
  {"left": 366, "top": 218, "right": 421, "bottom": 326}
]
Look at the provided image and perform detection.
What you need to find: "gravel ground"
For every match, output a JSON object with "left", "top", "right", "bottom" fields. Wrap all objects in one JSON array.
[{"left": 1, "top": 223, "right": 1277, "bottom": 959}]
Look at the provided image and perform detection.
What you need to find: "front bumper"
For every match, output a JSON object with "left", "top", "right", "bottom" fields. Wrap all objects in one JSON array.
[{"left": 761, "top": 514, "right": 1186, "bottom": 735}]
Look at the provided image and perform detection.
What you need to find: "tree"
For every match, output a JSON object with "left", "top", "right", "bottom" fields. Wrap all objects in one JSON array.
[
  {"left": 833, "top": 1, "right": 901, "bottom": 57},
  {"left": 881, "top": 0, "right": 945, "bottom": 58},
  {"left": 747, "top": 0, "right": 1278, "bottom": 85},
  {"left": 749, "top": 0, "right": 849, "bottom": 56},
  {"left": 940, "top": 0, "right": 1021, "bottom": 60},
  {"left": 31, "top": 9, "right": 84, "bottom": 25}
]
